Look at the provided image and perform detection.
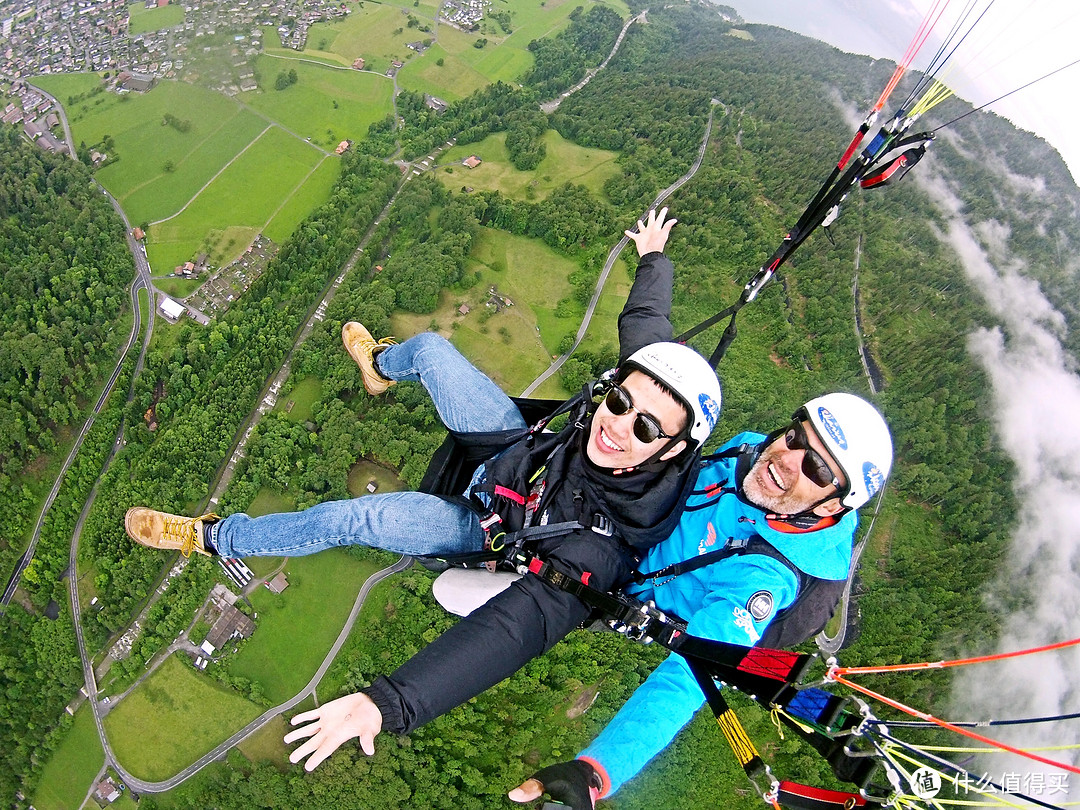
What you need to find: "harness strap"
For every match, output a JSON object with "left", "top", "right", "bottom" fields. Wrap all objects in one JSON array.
[
  {"left": 776, "top": 781, "right": 881, "bottom": 810},
  {"left": 687, "top": 656, "right": 771, "bottom": 782}
]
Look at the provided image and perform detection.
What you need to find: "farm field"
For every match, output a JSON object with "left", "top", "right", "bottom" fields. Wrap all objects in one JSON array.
[
  {"left": 247, "top": 55, "right": 394, "bottom": 148},
  {"left": 127, "top": 1, "right": 184, "bottom": 35},
  {"left": 298, "top": 3, "right": 428, "bottom": 75},
  {"left": 438, "top": 130, "right": 620, "bottom": 201},
  {"left": 146, "top": 127, "right": 329, "bottom": 273},
  {"left": 44, "top": 79, "right": 266, "bottom": 223},
  {"left": 390, "top": 227, "right": 580, "bottom": 396},
  {"left": 224, "top": 549, "right": 384, "bottom": 705},
  {"left": 103, "top": 655, "right": 263, "bottom": 781},
  {"left": 31, "top": 706, "right": 104, "bottom": 810}
]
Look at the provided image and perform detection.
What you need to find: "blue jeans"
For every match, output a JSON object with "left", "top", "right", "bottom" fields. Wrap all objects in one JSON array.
[{"left": 211, "top": 333, "right": 527, "bottom": 559}]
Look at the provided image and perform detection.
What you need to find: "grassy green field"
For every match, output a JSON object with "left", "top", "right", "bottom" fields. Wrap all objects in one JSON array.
[
  {"left": 246, "top": 487, "right": 296, "bottom": 518},
  {"left": 390, "top": 227, "right": 581, "bottom": 396},
  {"left": 104, "top": 655, "right": 263, "bottom": 781},
  {"left": 276, "top": 376, "right": 324, "bottom": 423},
  {"left": 127, "top": 1, "right": 184, "bottom": 34},
  {"left": 347, "top": 459, "right": 407, "bottom": 497},
  {"left": 247, "top": 55, "right": 394, "bottom": 147},
  {"left": 264, "top": 157, "right": 341, "bottom": 243},
  {"left": 147, "top": 127, "right": 326, "bottom": 272},
  {"left": 396, "top": 34, "right": 500, "bottom": 102},
  {"left": 438, "top": 130, "right": 620, "bottom": 201},
  {"left": 299, "top": 3, "right": 425, "bottom": 74},
  {"left": 32, "top": 74, "right": 345, "bottom": 284},
  {"left": 28, "top": 72, "right": 101, "bottom": 106},
  {"left": 49, "top": 80, "right": 266, "bottom": 222},
  {"left": 224, "top": 549, "right": 384, "bottom": 704},
  {"left": 31, "top": 706, "right": 104, "bottom": 810},
  {"left": 235, "top": 715, "right": 290, "bottom": 765},
  {"left": 153, "top": 276, "right": 202, "bottom": 299}
]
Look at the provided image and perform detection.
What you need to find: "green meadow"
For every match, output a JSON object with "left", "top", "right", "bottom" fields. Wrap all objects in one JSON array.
[
  {"left": 390, "top": 227, "right": 579, "bottom": 396},
  {"left": 147, "top": 127, "right": 328, "bottom": 272},
  {"left": 31, "top": 706, "right": 104, "bottom": 810},
  {"left": 40, "top": 77, "right": 267, "bottom": 224},
  {"left": 247, "top": 55, "right": 394, "bottom": 147},
  {"left": 127, "top": 1, "right": 184, "bottom": 35},
  {"left": 438, "top": 130, "right": 620, "bottom": 201},
  {"left": 224, "top": 549, "right": 384, "bottom": 705},
  {"left": 292, "top": 3, "right": 423, "bottom": 74},
  {"left": 104, "top": 655, "right": 263, "bottom": 781},
  {"left": 264, "top": 156, "right": 341, "bottom": 243}
]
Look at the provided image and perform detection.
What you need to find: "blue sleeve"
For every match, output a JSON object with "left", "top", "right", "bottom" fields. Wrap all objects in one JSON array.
[{"left": 578, "top": 555, "right": 798, "bottom": 797}]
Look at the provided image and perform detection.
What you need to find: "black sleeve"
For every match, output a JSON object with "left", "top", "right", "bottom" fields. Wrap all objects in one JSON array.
[
  {"left": 364, "top": 532, "right": 635, "bottom": 734},
  {"left": 617, "top": 251, "right": 675, "bottom": 362}
]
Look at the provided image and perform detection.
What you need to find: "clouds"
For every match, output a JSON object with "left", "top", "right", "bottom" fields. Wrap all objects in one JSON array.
[{"left": 919, "top": 169, "right": 1080, "bottom": 782}]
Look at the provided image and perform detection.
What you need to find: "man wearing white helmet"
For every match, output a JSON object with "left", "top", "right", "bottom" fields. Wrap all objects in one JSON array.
[
  {"left": 511, "top": 392, "right": 893, "bottom": 809},
  {"left": 124, "top": 208, "right": 723, "bottom": 770}
]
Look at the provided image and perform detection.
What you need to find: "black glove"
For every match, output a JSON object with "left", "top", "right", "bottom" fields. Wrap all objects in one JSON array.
[{"left": 528, "top": 759, "right": 602, "bottom": 809}]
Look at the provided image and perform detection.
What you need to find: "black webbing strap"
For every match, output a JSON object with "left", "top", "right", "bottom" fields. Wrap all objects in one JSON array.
[
  {"left": 517, "top": 550, "right": 812, "bottom": 682},
  {"left": 686, "top": 655, "right": 770, "bottom": 781}
]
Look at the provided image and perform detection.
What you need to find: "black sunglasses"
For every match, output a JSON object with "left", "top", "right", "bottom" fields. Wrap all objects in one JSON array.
[
  {"left": 603, "top": 383, "right": 676, "bottom": 444},
  {"left": 784, "top": 421, "right": 840, "bottom": 489}
]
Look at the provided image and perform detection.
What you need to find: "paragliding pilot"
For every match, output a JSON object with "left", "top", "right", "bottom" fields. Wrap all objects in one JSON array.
[{"left": 510, "top": 392, "right": 893, "bottom": 808}]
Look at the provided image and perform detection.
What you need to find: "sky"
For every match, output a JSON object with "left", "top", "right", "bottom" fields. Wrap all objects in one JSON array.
[{"left": 725, "top": 0, "right": 1080, "bottom": 186}]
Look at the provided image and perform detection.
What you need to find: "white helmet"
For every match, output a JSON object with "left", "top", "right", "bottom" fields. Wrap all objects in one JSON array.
[
  {"left": 798, "top": 393, "right": 892, "bottom": 510},
  {"left": 621, "top": 342, "right": 722, "bottom": 448}
]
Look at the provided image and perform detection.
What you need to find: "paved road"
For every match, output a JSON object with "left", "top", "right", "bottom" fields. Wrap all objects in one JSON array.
[
  {"left": 523, "top": 100, "right": 722, "bottom": 395},
  {"left": 1, "top": 222, "right": 151, "bottom": 607},
  {"left": 540, "top": 12, "right": 646, "bottom": 115},
  {"left": 112, "top": 554, "right": 413, "bottom": 792}
]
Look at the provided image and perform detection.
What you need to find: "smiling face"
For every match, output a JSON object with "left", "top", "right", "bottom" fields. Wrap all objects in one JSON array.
[
  {"left": 741, "top": 420, "right": 848, "bottom": 517},
  {"left": 586, "top": 370, "right": 688, "bottom": 471}
]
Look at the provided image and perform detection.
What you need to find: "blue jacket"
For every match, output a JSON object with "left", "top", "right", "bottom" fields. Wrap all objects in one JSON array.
[{"left": 578, "top": 432, "right": 858, "bottom": 797}]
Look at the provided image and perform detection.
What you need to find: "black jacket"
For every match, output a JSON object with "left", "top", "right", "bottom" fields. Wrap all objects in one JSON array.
[{"left": 365, "top": 252, "right": 701, "bottom": 734}]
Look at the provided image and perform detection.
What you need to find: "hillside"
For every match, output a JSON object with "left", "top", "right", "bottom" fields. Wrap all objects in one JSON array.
[{"left": 3, "top": 2, "right": 1079, "bottom": 807}]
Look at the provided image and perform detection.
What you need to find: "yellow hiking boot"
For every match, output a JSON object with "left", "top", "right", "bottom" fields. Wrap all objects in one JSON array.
[
  {"left": 342, "top": 321, "right": 397, "bottom": 396},
  {"left": 124, "top": 507, "right": 218, "bottom": 558}
]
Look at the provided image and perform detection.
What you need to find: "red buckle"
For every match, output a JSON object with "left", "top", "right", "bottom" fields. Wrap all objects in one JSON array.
[
  {"left": 581, "top": 572, "right": 592, "bottom": 586},
  {"left": 528, "top": 558, "right": 544, "bottom": 575}
]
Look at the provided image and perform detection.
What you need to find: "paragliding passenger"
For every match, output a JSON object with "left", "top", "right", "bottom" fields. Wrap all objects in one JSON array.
[
  {"left": 511, "top": 393, "right": 893, "bottom": 809},
  {"left": 123, "top": 208, "right": 724, "bottom": 771}
]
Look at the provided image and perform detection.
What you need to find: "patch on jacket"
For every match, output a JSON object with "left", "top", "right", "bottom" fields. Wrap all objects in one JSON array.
[
  {"left": 746, "top": 590, "right": 774, "bottom": 621},
  {"left": 732, "top": 607, "right": 762, "bottom": 644}
]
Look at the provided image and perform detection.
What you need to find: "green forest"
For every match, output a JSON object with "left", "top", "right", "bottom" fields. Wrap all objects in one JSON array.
[{"left": 3, "top": 2, "right": 1079, "bottom": 808}]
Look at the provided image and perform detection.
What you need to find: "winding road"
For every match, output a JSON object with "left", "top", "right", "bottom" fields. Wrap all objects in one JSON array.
[{"left": 15, "top": 6, "right": 720, "bottom": 795}]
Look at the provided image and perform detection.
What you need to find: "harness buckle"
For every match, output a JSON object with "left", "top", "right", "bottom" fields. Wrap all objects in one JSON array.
[{"left": 591, "top": 513, "right": 614, "bottom": 536}]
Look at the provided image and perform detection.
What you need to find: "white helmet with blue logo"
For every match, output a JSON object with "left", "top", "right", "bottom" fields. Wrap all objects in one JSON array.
[
  {"left": 622, "top": 342, "right": 722, "bottom": 449},
  {"left": 798, "top": 393, "right": 892, "bottom": 510}
]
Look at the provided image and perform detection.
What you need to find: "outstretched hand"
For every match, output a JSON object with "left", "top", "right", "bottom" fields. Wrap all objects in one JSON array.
[
  {"left": 284, "top": 691, "right": 382, "bottom": 771},
  {"left": 625, "top": 206, "right": 677, "bottom": 257},
  {"left": 508, "top": 760, "right": 601, "bottom": 809}
]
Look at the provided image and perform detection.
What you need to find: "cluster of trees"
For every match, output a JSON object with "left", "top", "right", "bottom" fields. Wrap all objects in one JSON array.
[
  {"left": 0, "top": 127, "right": 133, "bottom": 592},
  {"left": 523, "top": 5, "right": 623, "bottom": 98},
  {"left": 274, "top": 69, "right": 298, "bottom": 91},
  {"left": 503, "top": 107, "right": 548, "bottom": 170},
  {"left": 162, "top": 112, "right": 192, "bottom": 132}
]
